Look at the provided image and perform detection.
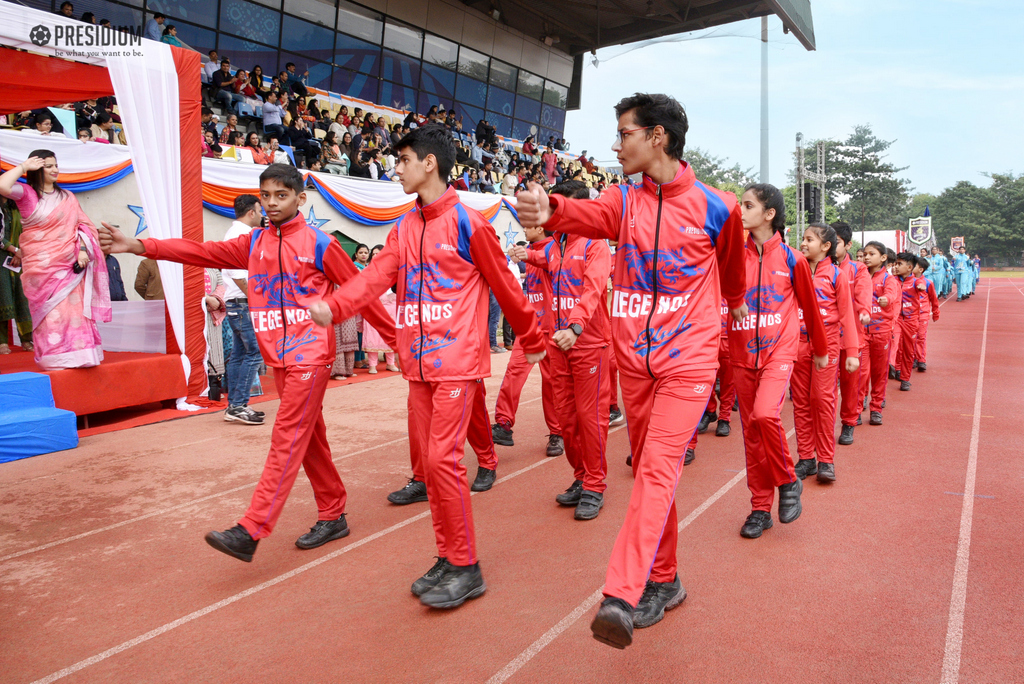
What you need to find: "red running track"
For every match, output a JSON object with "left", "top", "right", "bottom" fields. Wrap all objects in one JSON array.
[{"left": 0, "top": 278, "right": 1021, "bottom": 683}]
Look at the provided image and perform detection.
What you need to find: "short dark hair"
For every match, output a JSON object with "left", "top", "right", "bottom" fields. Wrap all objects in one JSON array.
[
  {"left": 896, "top": 251, "right": 916, "bottom": 266},
  {"left": 864, "top": 241, "right": 887, "bottom": 258},
  {"left": 94, "top": 111, "right": 111, "bottom": 125},
  {"left": 60, "top": 1, "right": 72, "bottom": 8},
  {"left": 154, "top": 13, "right": 165, "bottom": 19},
  {"left": 613, "top": 93, "right": 688, "bottom": 159},
  {"left": 259, "top": 164, "right": 304, "bottom": 194},
  {"left": 208, "top": 49, "right": 217, "bottom": 56},
  {"left": 886, "top": 248, "right": 897, "bottom": 264},
  {"left": 395, "top": 124, "right": 456, "bottom": 182},
  {"left": 286, "top": 62, "right": 296, "bottom": 69},
  {"left": 743, "top": 183, "right": 786, "bottom": 234},
  {"left": 202, "top": 106, "right": 213, "bottom": 116},
  {"left": 234, "top": 194, "right": 260, "bottom": 218},
  {"left": 831, "top": 221, "right": 852, "bottom": 246},
  {"left": 549, "top": 179, "right": 590, "bottom": 200},
  {"left": 917, "top": 256, "right": 930, "bottom": 270},
  {"left": 221, "top": 58, "right": 230, "bottom": 65}
]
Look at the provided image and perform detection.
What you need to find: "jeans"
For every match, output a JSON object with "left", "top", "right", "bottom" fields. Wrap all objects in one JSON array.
[
  {"left": 263, "top": 123, "right": 286, "bottom": 139},
  {"left": 225, "top": 300, "right": 263, "bottom": 407},
  {"left": 488, "top": 291, "right": 500, "bottom": 347}
]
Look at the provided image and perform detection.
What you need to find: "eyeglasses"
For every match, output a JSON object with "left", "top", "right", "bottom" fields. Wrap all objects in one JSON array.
[{"left": 615, "top": 126, "right": 653, "bottom": 145}]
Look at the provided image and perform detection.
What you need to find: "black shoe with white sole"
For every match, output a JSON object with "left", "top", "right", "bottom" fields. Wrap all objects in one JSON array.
[
  {"left": 609, "top": 407, "right": 625, "bottom": 426},
  {"left": 295, "top": 514, "right": 350, "bottom": 550},
  {"left": 224, "top": 405, "right": 264, "bottom": 425},
  {"left": 633, "top": 575, "right": 687, "bottom": 629}
]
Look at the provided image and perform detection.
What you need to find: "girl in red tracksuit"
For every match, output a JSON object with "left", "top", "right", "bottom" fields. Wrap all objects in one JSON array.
[
  {"left": 893, "top": 252, "right": 926, "bottom": 390},
  {"left": 730, "top": 184, "right": 828, "bottom": 540},
  {"left": 913, "top": 256, "right": 940, "bottom": 370},
  {"left": 790, "top": 223, "right": 860, "bottom": 485},
  {"left": 860, "top": 242, "right": 901, "bottom": 425}
]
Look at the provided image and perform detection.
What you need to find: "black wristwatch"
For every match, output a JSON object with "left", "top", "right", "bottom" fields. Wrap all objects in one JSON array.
[{"left": 569, "top": 323, "right": 583, "bottom": 336}]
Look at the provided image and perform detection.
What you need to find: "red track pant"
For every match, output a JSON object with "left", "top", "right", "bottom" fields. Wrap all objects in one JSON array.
[
  {"left": 549, "top": 343, "right": 610, "bottom": 493},
  {"left": 407, "top": 379, "right": 481, "bottom": 567},
  {"left": 861, "top": 331, "right": 892, "bottom": 413},
  {"left": 705, "top": 338, "right": 735, "bottom": 422},
  {"left": 604, "top": 369, "right": 715, "bottom": 606},
  {"left": 791, "top": 332, "right": 841, "bottom": 464},
  {"left": 889, "top": 327, "right": 900, "bottom": 368},
  {"left": 609, "top": 344, "right": 620, "bottom": 408},
  {"left": 915, "top": 314, "right": 930, "bottom": 363},
  {"left": 734, "top": 360, "right": 796, "bottom": 512},
  {"left": 240, "top": 366, "right": 346, "bottom": 540},
  {"left": 413, "top": 381, "right": 495, "bottom": 480},
  {"left": 493, "top": 335, "right": 561, "bottom": 435},
  {"left": 839, "top": 333, "right": 866, "bottom": 428},
  {"left": 896, "top": 317, "right": 918, "bottom": 381}
]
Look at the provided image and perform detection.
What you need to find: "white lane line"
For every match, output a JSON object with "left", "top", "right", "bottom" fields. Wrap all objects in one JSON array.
[
  {"left": 939, "top": 286, "right": 991, "bottom": 684},
  {"left": 28, "top": 422, "right": 625, "bottom": 684},
  {"left": 486, "top": 428, "right": 796, "bottom": 684}
]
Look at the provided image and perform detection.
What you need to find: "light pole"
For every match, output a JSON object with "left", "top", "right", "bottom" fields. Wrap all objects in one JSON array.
[{"left": 760, "top": 16, "right": 769, "bottom": 183}]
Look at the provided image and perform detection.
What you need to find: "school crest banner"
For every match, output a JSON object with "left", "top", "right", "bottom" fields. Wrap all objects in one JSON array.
[{"left": 908, "top": 216, "right": 932, "bottom": 245}]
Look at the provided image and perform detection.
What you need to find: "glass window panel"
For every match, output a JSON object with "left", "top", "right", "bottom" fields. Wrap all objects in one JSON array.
[
  {"left": 418, "top": 92, "right": 453, "bottom": 118},
  {"left": 486, "top": 87, "right": 514, "bottom": 118},
  {"left": 146, "top": 0, "right": 213, "bottom": 25},
  {"left": 19, "top": 0, "right": 51, "bottom": 11},
  {"left": 512, "top": 119, "right": 538, "bottom": 141},
  {"left": 540, "top": 104, "right": 566, "bottom": 133},
  {"left": 250, "top": 0, "right": 281, "bottom": 8},
  {"left": 332, "top": 69, "right": 379, "bottom": 102},
  {"left": 382, "top": 21, "right": 422, "bottom": 58},
  {"left": 381, "top": 50, "right": 420, "bottom": 88},
  {"left": 457, "top": 47, "right": 488, "bottom": 81},
  {"left": 281, "top": 15, "right": 334, "bottom": 62},
  {"left": 337, "top": 0, "right": 382, "bottom": 43},
  {"left": 379, "top": 82, "right": 417, "bottom": 112},
  {"left": 488, "top": 60, "right": 517, "bottom": 91},
  {"left": 486, "top": 111, "right": 512, "bottom": 138},
  {"left": 75, "top": 0, "right": 142, "bottom": 26},
  {"left": 454, "top": 75, "right": 487, "bottom": 108},
  {"left": 220, "top": 0, "right": 280, "bottom": 46},
  {"left": 217, "top": 34, "right": 278, "bottom": 70},
  {"left": 279, "top": 51, "right": 332, "bottom": 89},
  {"left": 420, "top": 63, "right": 456, "bottom": 99},
  {"left": 517, "top": 70, "right": 543, "bottom": 100},
  {"left": 514, "top": 95, "right": 541, "bottom": 124},
  {"left": 538, "top": 126, "right": 561, "bottom": 146},
  {"left": 283, "top": 0, "right": 334, "bottom": 27},
  {"left": 422, "top": 34, "right": 458, "bottom": 70},
  {"left": 169, "top": 20, "right": 216, "bottom": 55},
  {"left": 335, "top": 32, "right": 380, "bottom": 76},
  {"left": 455, "top": 101, "right": 484, "bottom": 131},
  {"left": 543, "top": 80, "right": 569, "bottom": 108}
]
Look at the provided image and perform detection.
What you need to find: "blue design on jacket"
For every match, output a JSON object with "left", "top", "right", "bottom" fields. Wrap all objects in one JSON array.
[{"left": 618, "top": 243, "right": 705, "bottom": 296}]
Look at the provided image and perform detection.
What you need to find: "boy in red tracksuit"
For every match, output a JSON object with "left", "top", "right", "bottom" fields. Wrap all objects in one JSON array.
[
  {"left": 893, "top": 252, "right": 926, "bottom": 392},
  {"left": 518, "top": 180, "right": 613, "bottom": 520},
  {"left": 309, "top": 124, "right": 546, "bottom": 610},
  {"left": 492, "top": 226, "right": 564, "bottom": 457},
  {"left": 913, "top": 256, "right": 940, "bottom": 371},
  {"left": 516, "top": 94, "right": 745, "bottom": 649},
  {"left": 860, "top": 242, "right": 901, "bottom": 425},
  {"left": 730, "top": 185, "right": 828, "bottom": 540},
  {"left": 832, "top": 222, "right": 872, "bottom": 446},
  {"left": 98, "top": 164, "right": 398, "bottom": 562}
]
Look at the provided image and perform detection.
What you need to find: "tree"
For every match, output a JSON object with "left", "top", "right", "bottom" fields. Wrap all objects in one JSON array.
[
  {"left": 931, "top": 174, "right": 1024, "bottom": 259},
  {"left": 687, "top": 147, "right": 756, "bottom": 190}
]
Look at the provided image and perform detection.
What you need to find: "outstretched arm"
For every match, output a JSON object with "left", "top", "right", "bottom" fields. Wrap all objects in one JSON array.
[
  {"left": 100, "top": 222, "right": 251, "bottom": 271},
  {"left": 313, "top": 228, "right": 400, "bottom": 327},
  {"left": 516, "top": 182, "right": 622, "bottom": 241},
  {"left": 319, "top": 239, "right": 398, "bottom": 350}
]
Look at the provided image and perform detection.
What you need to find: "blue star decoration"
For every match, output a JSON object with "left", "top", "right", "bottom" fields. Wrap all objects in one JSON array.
[
  {"left": 503, "top": 225, "right": 518, "bottom": 249},
  {"left": 305, "top": 206, "right": 330, "bottom": 230},
  {"left": 128, "top": 205, "right": 147, "bottom": 237}
]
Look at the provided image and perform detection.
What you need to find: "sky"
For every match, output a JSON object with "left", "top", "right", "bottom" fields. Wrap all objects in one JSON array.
[{"left": 563, "top": 0, "right": 1023, "bottom": 197}]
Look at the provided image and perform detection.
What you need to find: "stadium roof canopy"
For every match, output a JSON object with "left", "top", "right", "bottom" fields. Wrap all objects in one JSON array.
[{"left": 459, "top": 0, "right": 815, "bottom": 54}]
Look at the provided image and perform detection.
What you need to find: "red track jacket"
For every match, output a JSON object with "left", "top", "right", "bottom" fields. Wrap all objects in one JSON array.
[
  {"left": 799, "top": 260, "right": 860, "bottom": 354},
  {"left": 918, "top": 278, "right": 941, "bottom": 321},
  {"left": 523, "top": 237, "right": 555, "bottom": 332},
  {"left": 898, "top": 274, "right": 925, "bottom": 321},
  {"left": 866, "top": 269, "right": 901, "bottom": 336}
]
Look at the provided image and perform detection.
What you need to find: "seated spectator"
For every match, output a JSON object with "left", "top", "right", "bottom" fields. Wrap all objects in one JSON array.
[
  {"left": 261, "top": 92, "right": 286, "bottom": 139},
  {"left": 306, "top": 99, "right": 326, "bottom": 126},
  {"left": 232, "top": 69, "right": 262, "bottom": 111},
  {"left": 366, "top": 148, "right": 385, "bottom": 180},
  {"left": 201, "top": 106, "right": 218, "bottom": 139},
  {"left": 280, "top": 67, "right": 307, "bottom": 99},
  {"left": 493, "top": 144, "right": 509, "bottom": 171},
  {"left": 500, "top": 170, "right": 516, "bottom": 196},
  {"left": 390, "top": 123, "right": 404, "bottom": 147},
  {"left": 245, "top": 132, "right": 271, "bottom": 164},
  {"left": 225, "top": 130, "right": 245, "bottom": 147},
  {"left": 321, "top": 132, "right": 349, "bottom": 175},
  {"left": 90, "top": 111, "right": 122, "bottom": 144},
  {"left": 328, "top": 111, "right": 347, "bottom": 140},
  {"left": 555, "top": 137, "right": 567, "bottom": 151},
  {"left": 219, "top": 113, "right": 239, "bottom": 144},
  {"left": 145, "top": 13, "right": 165, "bottom": 41},
  {"left": 211, "top": 59, "right": 244, "bottom": 114},
  {"left": 27, "top": 113, "right": 54, "bottom": 136},
  {"left": 348, "top": 149, "right": 371, "bottom": 179},
  {"left": 471, "top": 139, "right": 485, "bottom": 167},
  {"left": 467, "top": 168, "right": 482, "bottom": 193},
  {"left": 249, "top": 65, "right": 270, "bottom": 101},
  {"left": 285, "top": 62, "right": 309, "bottom": 95},
  {"left": 161, "top": 25, "right": 185, "bottom": 47},
  {"left": 202, "top": 130, "right": 223, "bottom": 158},
  {"left": 80, "top": 10, "right": 95, "bottom": 23},
  {"left": 74, "top": 98, "right": 98, "bottom": 130},
  {"left": 283, "top": 117, "right": 319, "bottom": 167},
  {"left": 56, "top": 1, "right": 73, "bottom": 18},
  {"left": 523, "top": 135, "right": 536, "bottom": 157},
  {"left": 480, "top": 161, "right": 498, "bottom": 193},
  {"left": 338, "top": 131, "right": 355, "bottom": 162},
  {"left": 99, "top": 19, "right": 110, "bottom": 27},
  {"left": 308, "top": 159, "right": 323, "bottom": 173},
  {"left": 78, "top": 128, "right": 92, "bottom": 142},
  {"left": 202, "top": 50, "right": 220, "bottom": 84},
  {"left": 265, "top": 136, "right": 291, "bottom": 165}
]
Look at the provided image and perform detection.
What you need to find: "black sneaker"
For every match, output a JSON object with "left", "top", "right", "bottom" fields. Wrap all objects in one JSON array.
[
  {"left": 419, "top": 563, "right": 486, "bottom": 608},
  {"left": 838, "top": 425, "right": 854, "bottom": 445},
  {"left": 205, "top": 525, "right": 258, "bottom": 562},
  {"left": 224, "top": 405, "right": 265, "bottom": 425},
  {"left": 246, "top": 406, "right": 266, "bottom": 419},
  {"left": 574, "top": 490, "right": 604, "bottom": 520},
  {"left": 625, "top": 454, "right": 632, "bottom": 467},
  {"left": 863, "top": 396, "right": 868, "bottom": 410},
  {"left": 684, "top": 448, "right": 695, "bottom": 466},
  {"left": 295, "top": 514, "right": 350, "bottom": 550},
  {"left": 888, "top": 365, "right": 899, "bottom": 380},
  {"left": 900, "top": 380, "right": 911, "bottom": 391},
  {"left": 816, "top": 462, "right": 836, "bottom": 483},
  {"left": 778, "top": 479, "right": 803, "bottom": 524},
  {"left": 470, "top": 467, "right": 496, "bottom": 492},
  {"left": 411, "top": 557, "right": 452, "bottom": 596},
  {"left": 591, "top": 597, "right": 634, "bottom": 649},
  {"left": 882, "top": 399, "right": 887, "bottom": 408},
  {"left": 918, "top": 362, "right": 927, "bottom": 372},
  {"left": 491, "top": 423, "right": 514, "bottom": 446},
  {"left": 609, "top": 407, "right": 625, "bottom": 426},
  {"left": 633, "top": 575, "right": 687, "bottom": 629},
  {"left": 740, "top": 511, "right": 773, "bottom": 539},
  {"left": 870, "top": 411, "right": 883, "bottom": 425},
  {"left": 715, "top": 420, "right": 731, "bottom": 437},
  {"left": 794, "top": 458, "right": 817, "bottom": 480},
  {"left": 546, "top": 434, "right": 564, "bottom": 457},
  {"left": 696, "top": 410, "right": 716, "bottom": 434},
  {"left": 556, "top": 479, "right": 584, "bottom": 506},
  {"left": 857, "top": 414, "right": 863, "bottom": 426},
  {"left": 387, "top": 478, "right": 428, "bottom": 505}
]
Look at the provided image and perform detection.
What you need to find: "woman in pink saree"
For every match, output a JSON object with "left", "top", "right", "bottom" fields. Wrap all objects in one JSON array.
[{"left": 0, "top": 151, "right": 111, "bottom": 369}]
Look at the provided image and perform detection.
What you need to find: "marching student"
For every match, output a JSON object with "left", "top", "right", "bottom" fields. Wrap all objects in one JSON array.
[
  {"left": 953, "top": 247, "right": 971, "bottom": 300},
  {"left": 309, "top": 124, "right": 546, "bottom": 610},
  {"left": 696, "top": 300, "right": 735, "bottom": 438},
  {"left": 913, "top": 256, "right": 940, "bottom": 371},
  {"left": 832, "top": 222, "right": 871, "bottom": 446},
  {"left": 730, "top": 184, "right": 828, "bottom": 540},
  {"left": 893, "top": 251, "right": 926, "bottom": 391},
  {"left": 860, "top": 242, "right": 901, "bottom": 425},
  {"left": 790, "top": 223, "right": 860, "bottom": 483},
  {"left": 99, "top": 164, "right": 398, "bottom": 562},
  {"left": 492, "top": 224, "right": 564, "bottom": 458},
  {"left": 516, "top": 180, "right": 613, "bottom": 520},
  {"left": 516, "top": 93, "right": 745, "bottom": 649}
]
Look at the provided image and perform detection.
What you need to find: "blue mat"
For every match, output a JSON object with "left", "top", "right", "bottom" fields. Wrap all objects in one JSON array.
[{"left": 0, "top": 372, "right": 79, "bottom": 462}]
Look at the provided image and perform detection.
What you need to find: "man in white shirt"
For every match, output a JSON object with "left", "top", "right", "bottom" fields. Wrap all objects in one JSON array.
[
  {"left": 221, "top": 194, "right": 266, "bottom": 425},
  {"left": 202, "top": 50, "right": 220, "bottom": 84}
]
